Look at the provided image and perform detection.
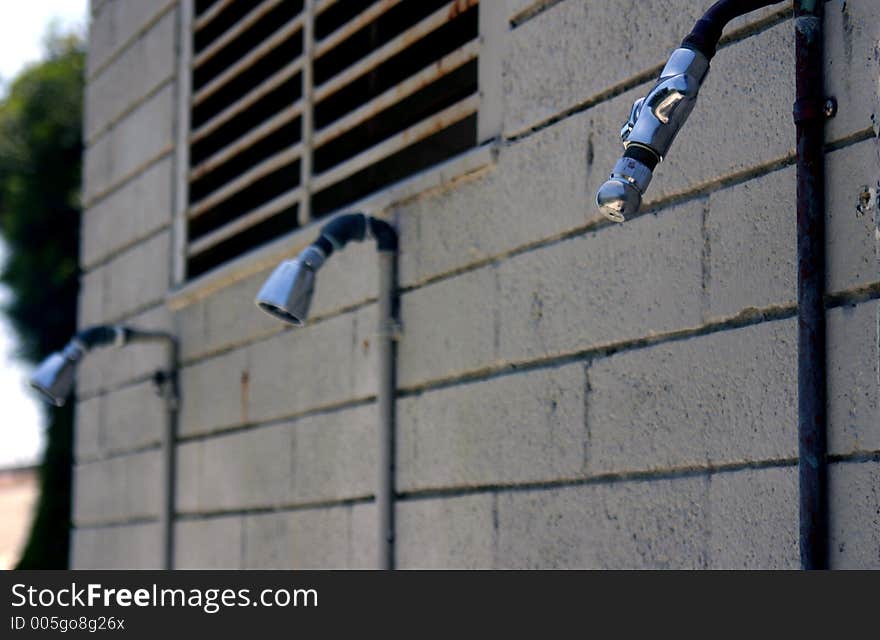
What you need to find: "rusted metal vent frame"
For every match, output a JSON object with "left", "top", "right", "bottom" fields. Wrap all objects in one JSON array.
[{"left": 184, "top": 0, "right": 482, "bottom": 280}]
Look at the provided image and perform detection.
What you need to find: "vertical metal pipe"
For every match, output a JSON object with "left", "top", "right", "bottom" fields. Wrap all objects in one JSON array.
[
  {"left": 794, "top": 0, "right": 828, "bottom": 570},
  {"left": 160, "top": 339, "right": 179, "bottom": 570},
  {"left": 376, "top": 250, "right": 398, "bottom": 570},
  {"left": 125, "top": 330, "right": 179, "bottom": 569}
]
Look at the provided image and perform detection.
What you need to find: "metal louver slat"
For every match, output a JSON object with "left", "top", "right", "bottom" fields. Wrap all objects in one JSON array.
[{"left": 313, "top": 0, "right": 478, "bottom": 103}]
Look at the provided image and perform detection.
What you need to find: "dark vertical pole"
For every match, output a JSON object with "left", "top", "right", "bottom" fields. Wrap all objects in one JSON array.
[
  {"left": 376, "top": 250, "right": 398, "bottom": 570},
  {"left": 162, "top": 340, "right": 179, "bottom": 570},
  {"left": 794, "top": 0, "right": 828, "bottom": 570}
]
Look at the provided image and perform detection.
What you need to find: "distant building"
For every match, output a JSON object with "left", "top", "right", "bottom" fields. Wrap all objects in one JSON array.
[
  {"left": 73, "top": 0, "right": 879, "bottom": 568},
  {"left": 0, "top": 466, "right": 38, "bottom": 569}
]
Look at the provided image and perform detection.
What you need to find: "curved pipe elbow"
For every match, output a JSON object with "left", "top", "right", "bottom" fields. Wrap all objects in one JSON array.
[{"left": 314, "top": 213, "right": 398, "bottom": 257}]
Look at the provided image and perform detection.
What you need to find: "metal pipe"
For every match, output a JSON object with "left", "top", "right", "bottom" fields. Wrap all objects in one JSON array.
[
  {"left": 152, "top": 336, "right": 180, "bottom": 571},
  {"left": 255, "top": 212, "right": 400, "bottom": 569},
  {"left": 376, "top": 250, "right": 398, "bottom": 570},
  {"left": 28, "top": 325, "right": 180, "bottom": 569},
  {"left": 794, "top": 0, "right": 828, "bottom": 570},
  {"left": 108, "top": 329, "right": 181, "bottom": 570}
]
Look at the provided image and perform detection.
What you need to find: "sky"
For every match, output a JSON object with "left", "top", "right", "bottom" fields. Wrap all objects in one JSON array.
[{"left": 0, "top": 0, "right": 88, "bottom": 468}]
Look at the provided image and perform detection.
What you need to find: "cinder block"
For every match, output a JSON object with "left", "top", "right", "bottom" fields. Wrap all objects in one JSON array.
[
  {"left": 87, "top": 0, "right": 177, "bottom": 79},
  {"left": 398, "top": 266, "right": 498, "bottom": 388},
  {"left": 246, "top": 305, "right": 376, "bottom": 424},
  {"left": 707, "top": 121, "right": 879, "bottom": 321},
  {"left": 177, "top": 423, "right": 291, "bottom": 513},
  {"left": 396, "top": 494, "right": 495, "bottom": 569},
  {"left": 80, "top": 232, "right": 171, "bottom": 330},
  {"left": 243, "top": 508, "right": 350, "bottom": 569},
  {"left": 828, "top": 301, "right": 879, "bottom": 455},
  {"left": 398, "top": 363, "right": 585, "bottom": 492},
  {"left": 829, "top": 461, "right": 880, "bottom": 569},
  {"left": 102, "top": 230, "right": 171, "bottom": 321},
  {"left": 85, "top": 7, "right": 176, "bottom": 141},
  {"left": 707, "top": 165, "right": 797, "bottom": 318},
  {"left": 71, "top": 522, "right": 162, "bottom": 569},
  {"left": 174, "top": 516, "right": 243, "bottom": 569},
  {"left": 78, "top": 269, "right": 104, "bottom": 328},
  {"left": 77, "top": 304, "right": 173, "bottom": 396},
  {"left": 174, "top": 439, "right": 200, "bottom": 514},
  {"left": 179, "top": 348, "right": 250, "bottom": 437},
  {"left": 241, "top": 512, "right": 292, "bottom": 569},
  {"left": 102, "top": 380, "right": 166, "bottom": 454},
  {"left": 178, "top": 269, "right": 282, "bottom": 362},
  {"left": 586, "top": 318, "right": 797, "bottom": 475},
  {"left": 498, "top": 200, "right": 704, "bottom": 363},
  {"left": 824, "top": 0, "right": 880, "bottom": 143},
  {"left": 707, "top": 466, "right": 798, "bottom": 569},
  {"left": 81, "top": 156, "right": 173, "bottom": 269},
  {"left": 349, "top": 503, "right": 377, "bottom": 569},
  {"left": 75, "top": 397, "right": 102, "bottom": 462},
  {"left": 84, "top": 82, "right": 174, "bottom": 202},
  {"left": 289, "top": 404, "right": 376, "bottom": 505},
  {"left": 826, "top": 139, "right": 880, "bottom": 294},
  {"left": 309, "top": 239, "right": 379, "bottom": 318},
  {"left": 73, "top": 449, "right": 162, "bottom": 525},
  {"left": 503, "top": 0, "right": 788, "bottom": 136},
  {"left": 174, "top": 404, "right": 374, "bottom": 513},
  {"left": 495, "top": 476, "right": 708, "bottom": 568}
]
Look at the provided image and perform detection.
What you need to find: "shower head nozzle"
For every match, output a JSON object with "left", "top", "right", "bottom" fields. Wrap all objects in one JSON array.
[
  {"left": 596, "top": 157, "right": 653, "bottom": 223},
  {"left": 254, "top": 246, "right": 325, "bottom": 326},
  {"left": 29, "top": 342, "right": 83, "bottom": 407}
]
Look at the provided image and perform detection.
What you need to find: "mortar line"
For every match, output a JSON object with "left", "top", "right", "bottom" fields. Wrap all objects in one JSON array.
[
  {"left": 177, "top": 297, "right": 378, "bottom": 368},
  {"left": 76, "top": 442, "right": 163, "bottom": 466},
  {"left": 175, "top": 496, "right": 375, "bottom": 521},
  {"left": 396, "top": 458, "right": 803, "bottom": 502},
  {"left": 174, "top": 396, "right": 377, "bottom": 445},
  {"left": 73, "top": 517, "right": 159, "bottom": 531}
]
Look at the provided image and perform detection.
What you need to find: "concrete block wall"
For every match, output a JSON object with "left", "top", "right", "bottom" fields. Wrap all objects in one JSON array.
[
  {"left": 72, "top": 0, "right": 178, "bottom": 569},
  {"left": 72, "top": 0, "right": 880, "bottom": 569}
]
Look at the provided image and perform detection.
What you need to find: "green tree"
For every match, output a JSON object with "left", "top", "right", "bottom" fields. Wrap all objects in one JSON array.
[{"left": 0, "top": 32, "right": 84, "bottom": 568}]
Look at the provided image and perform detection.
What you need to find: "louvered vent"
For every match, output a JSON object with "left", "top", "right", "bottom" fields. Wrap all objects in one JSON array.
[{"left": 187, "top": 0, "right": 480, "bottom": 279}]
